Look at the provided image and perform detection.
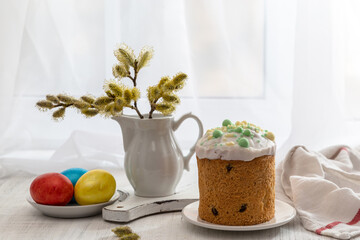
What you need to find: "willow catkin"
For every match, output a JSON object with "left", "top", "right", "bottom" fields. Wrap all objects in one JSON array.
[
  {"left": 162, "top": 93, "right": 180, "bottom": 103},
  {"left": 111, "top": 226, "right": 140, "bottom": 240},
  {"left": 118, "top": 233, "right": 140, "bottom": 240},
  {"left": 172, "top": 73, "right": 187, "bottom": 85},
  {"left": 81, "top": 108, "right": 99, "bottom": 117},
  {"left": 113, "top": 104, "right": 123, "bottom": 113},
  {"left": 111, "top": 226, "right": 133, "bottom": 237},
  {"left": 57, "top": 94, "right": 75, "bottom": 104},
  {"left": 94, "top": 96, "right": 113, "bottom": 106},
  {"left": 53, "top": 107, "right": 65, "bottom": 119},
  {"left": 105, "top": 90, "right": 115, "bottom": 98},
  {"left": 158, "top": 76, "right": 170, "bottom": 88},
  {"left": 112, "top": 64, "right": 128, "bottom": 78},
  {"left": 46, "top": 95, "right": 59, "bottom": 104},
  {"left": 136, "top": 46, "right": 154, "bottom": 71},
  {"left": 108, "top": 83, "right": 123, "bottom": 97},
  {"left": 155, "top": 103, "right": 175, "bottom": 115},
  {"left": 114, "top": 97, "right": 124, "bottom": 112},
  {"left": 123, "top": 90, "right": 132, "bottom": 104},
  {"left": 36, "top": 100, "right": 54, "bottom": 109},
  {"left": 174, "top": 82, "right": 185, "bottom": 90},
  {"left": 104, "top": 103, "right": 115, "bottom": 115},
  {"left": 164, "top": 81, "right": 175, "bottom": 91},
  {"left": 147, "top": 86, "right": 161, "bottom": 101},
  {"left": 131, "top": 88, "right": 140, "bottom": 101},
  {"left": 80, "top": 95, "right": 95, "bottom": 104},
  {"left": 114, "top": 43, "right": 136, "bottom": 67},
  {"left": 73, "top": 101, "right": 90, "bottom": 110}
]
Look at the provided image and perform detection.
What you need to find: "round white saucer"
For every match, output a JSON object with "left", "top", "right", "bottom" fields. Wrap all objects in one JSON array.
[
  {"left": 182, "top": 199, "right": 296, "bottom": 231},
  {"left": 27, "top": 191, "right": 120, "bottom": 218}
]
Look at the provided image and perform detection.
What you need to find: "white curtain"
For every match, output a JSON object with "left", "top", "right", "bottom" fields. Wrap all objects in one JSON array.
[{"left": 0, "top": 0, "right": 359, "bottom": 176}]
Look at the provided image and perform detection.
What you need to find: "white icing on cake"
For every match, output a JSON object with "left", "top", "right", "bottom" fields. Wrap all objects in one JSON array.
[{"left": 195, "top": 122, "right": 276, "bottom": 161}]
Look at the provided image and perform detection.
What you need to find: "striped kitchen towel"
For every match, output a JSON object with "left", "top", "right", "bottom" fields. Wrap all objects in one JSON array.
[{"left": 276, "top": 145, "right": 360, "bottom": 239}]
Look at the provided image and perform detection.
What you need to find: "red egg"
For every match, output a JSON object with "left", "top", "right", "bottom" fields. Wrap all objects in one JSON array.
[{"left": 30, "top": 173, "right": 73, "bottom": 206}]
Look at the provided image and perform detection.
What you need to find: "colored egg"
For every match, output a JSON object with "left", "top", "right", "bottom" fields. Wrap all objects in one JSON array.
[
  {"left": 74, "top": 169, "right": 116, "bottom": 205},
  {"left": 61, "top": 168, "right": 88, "bottom": 186},
  {"left": 30, "top": 173, "right": 73, "bottom": 206},
  {"left": 61, "top": 168, "right": 88, "bottom": 203}
]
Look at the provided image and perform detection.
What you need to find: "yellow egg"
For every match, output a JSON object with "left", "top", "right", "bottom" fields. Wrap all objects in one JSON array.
[{"left": 74, "top": 169, "right": 116, "bottom": 205}]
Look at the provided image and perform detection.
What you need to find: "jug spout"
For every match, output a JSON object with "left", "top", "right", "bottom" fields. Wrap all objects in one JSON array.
[{"left": 112, "top": 116, "right": 135, "bottom": 153}]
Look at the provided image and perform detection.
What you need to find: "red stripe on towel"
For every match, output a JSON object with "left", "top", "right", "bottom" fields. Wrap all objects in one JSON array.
[
  {"left": 316, "top": 209, "right": 360, "bottom": 235},
  {"left": 315, "top": 222, "right": 341, "bottom": 234},
  {"left": 347, "top": 209, "right": 360, "bottom": 225},
  {"left": 340, "top": 147, "right": 348, "bottom": 152}
]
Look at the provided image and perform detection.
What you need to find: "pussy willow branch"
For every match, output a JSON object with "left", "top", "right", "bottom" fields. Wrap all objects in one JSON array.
[
  {"left": 127, "top": 61, "right": 144, "bottom": 119},
  {"left": 148, "top": 98, "right": 160, "bottom": 119},
  {"left": 52, "top": 102, "right": 98, "bottom": 110}
]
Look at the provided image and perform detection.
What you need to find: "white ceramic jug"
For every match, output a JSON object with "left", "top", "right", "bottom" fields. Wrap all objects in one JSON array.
[{"left": 113, "top": 113, "right": 203, "bottom": 197}]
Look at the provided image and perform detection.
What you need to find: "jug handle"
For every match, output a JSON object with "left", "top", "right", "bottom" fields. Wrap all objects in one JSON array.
[{"left": 172, "top": 112, "right": 204, "bottom": 171}]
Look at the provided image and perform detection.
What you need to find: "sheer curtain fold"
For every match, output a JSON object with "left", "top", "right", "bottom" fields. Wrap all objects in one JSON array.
[
  {"left": 0, "top": 1, "right": 29, "bottom": 153},
  {"left": 281, "top": 0, "right": 355, "bottom": 157},
  {"left": 0, "top": 0, "right": 358, "bottom": 176}
]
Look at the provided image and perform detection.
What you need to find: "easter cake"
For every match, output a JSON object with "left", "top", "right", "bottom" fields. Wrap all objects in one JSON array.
[{"left": 195, "top": 120, "right": 276, "bottom": 226}]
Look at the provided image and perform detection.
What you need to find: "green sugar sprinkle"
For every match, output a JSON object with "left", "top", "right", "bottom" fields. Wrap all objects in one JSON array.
[
  {"left": 200, "top": 142, "right": 205, "bottom": 146},
  {"left": 238, "top": 138, "right": 249, "bottom": 148},
  {"left": 222, "top": 119, "right": 232, "bottom": 127},
  {"left": 243, "top": 129, "right": 251, "bottom": 136},
  {"left": 265, "top": 130, "right": 268, "bottom": 132},
  {"left": 213, "top": 129, "right": 223, "bottom": 138},
  {"left": 257, "top": 140, "right": 260, "bottom": 143},
  {"left": 234, "top": 127, "right": 243, "bottom": 133}
]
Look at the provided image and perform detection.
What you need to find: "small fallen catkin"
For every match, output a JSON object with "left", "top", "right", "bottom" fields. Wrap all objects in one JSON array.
[
  {"left": 119, "top": 233, "right": 140, "bottom": 240},
  {"left": 111, "top": 226, "right": 140, "bottom": 239},
  {"left": 111, "top": 226, "right": 133, "bottom": 237}
]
